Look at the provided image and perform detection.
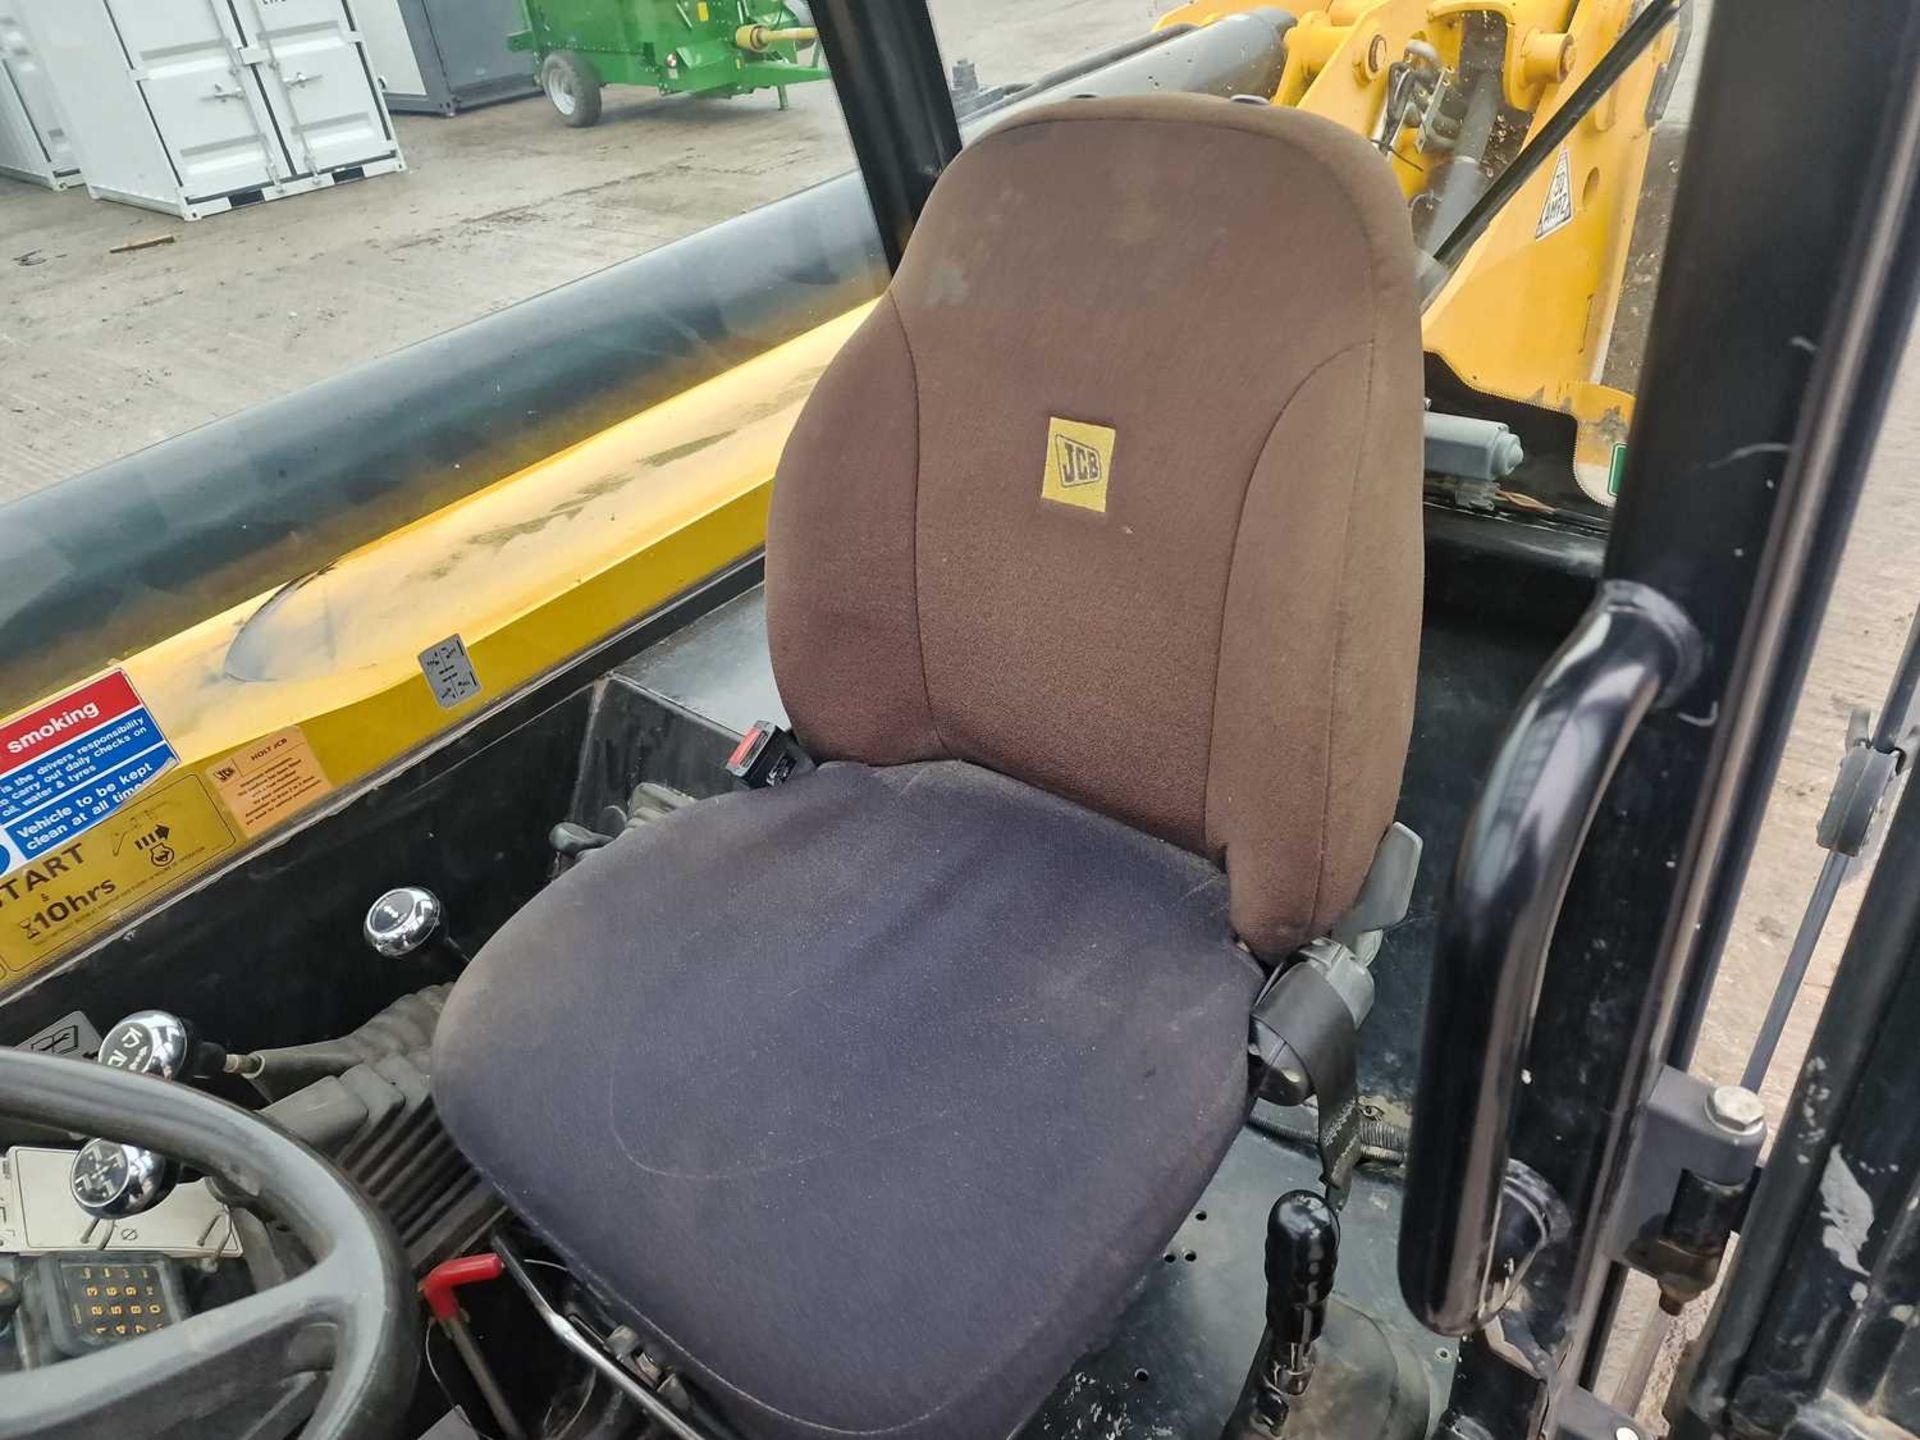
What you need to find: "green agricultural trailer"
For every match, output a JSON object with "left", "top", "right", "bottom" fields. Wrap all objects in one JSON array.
[{"left": 511, "top": 0, "right": 827, "bottom": 126}]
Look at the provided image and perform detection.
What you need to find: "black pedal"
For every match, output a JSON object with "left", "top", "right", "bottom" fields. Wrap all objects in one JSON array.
[{"left": 725, "top": 722, "right": 816, "bottom": 788}]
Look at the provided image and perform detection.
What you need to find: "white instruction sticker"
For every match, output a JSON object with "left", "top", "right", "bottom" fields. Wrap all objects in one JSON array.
[
  {"left": 1536, "top": 149, "right": 1575, "bottom": 240},
  {"left": 18, "top": 1011, "right": 101, "bottom": 1058},
  {"left": 419, "top": 636, "right": 483, "bottom": 709}
]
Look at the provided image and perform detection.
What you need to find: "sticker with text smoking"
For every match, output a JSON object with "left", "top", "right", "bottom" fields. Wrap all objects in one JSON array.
[{"left": 0, "top": 671, "right": 175, "bottom": 876}]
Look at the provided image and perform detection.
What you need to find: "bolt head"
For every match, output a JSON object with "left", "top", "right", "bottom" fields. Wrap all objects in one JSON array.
[
  {"left": 1707, "top": 1085, "right": 1766, "bottom": 1137},
  {"left": 1616, "top": 1426, "right": 1639, "bottom": 1440}
]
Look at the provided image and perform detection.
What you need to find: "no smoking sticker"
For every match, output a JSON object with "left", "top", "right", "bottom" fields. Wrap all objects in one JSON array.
[{"left": 0, "top": 671, "right": 176, "bottom": 873}]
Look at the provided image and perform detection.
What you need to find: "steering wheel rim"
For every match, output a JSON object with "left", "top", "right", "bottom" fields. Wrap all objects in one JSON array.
[{"left": 0, "top": 1049, "right": 417, "bottom": 1440}]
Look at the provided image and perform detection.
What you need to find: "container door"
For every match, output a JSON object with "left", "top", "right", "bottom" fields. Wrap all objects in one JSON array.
[
  {"left": 418, "top": 0, "right": 529, "bottom": 93},
  {"left": 0, "top": 9, "right": 78, "bottom": 178},
  {"left": 229, "top": 0, "right": 396, "bottom": 177},
  {"left": 97, "top": 0, "right": 291, "bottom": 196}
]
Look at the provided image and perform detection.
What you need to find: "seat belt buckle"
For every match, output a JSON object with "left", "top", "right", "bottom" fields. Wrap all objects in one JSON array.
[{"left": 725, "top": 721, "right": 816, "bottom": 789}]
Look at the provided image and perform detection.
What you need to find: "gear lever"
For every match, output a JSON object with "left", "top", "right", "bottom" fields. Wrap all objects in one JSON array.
[
  {"left": 68, "top": 1010, "right": 213, "bottom": 1220},
  {"left": 1227, "top": 1190, "right": 1341, "bottom": 1438},
  {"left": 364, "top": 885, "right": 468, "bottom": 970}
]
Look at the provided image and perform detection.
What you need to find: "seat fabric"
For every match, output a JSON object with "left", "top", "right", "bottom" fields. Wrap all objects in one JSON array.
[{"left": 435, "top": 761, "right": 1263, "bottom": 1440}]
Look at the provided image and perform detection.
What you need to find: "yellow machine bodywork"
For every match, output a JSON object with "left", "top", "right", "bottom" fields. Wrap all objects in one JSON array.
[
  {"left": 1167, "top": 0, "right": 1671, "bottom": 504},
  {"left": 0, "top": 3, "right": 1675, "bottom": 987}
]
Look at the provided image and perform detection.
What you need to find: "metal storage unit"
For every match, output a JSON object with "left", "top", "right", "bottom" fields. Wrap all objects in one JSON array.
[
  {"left": 357, "top": 0, "right": 537, "bottom": 115},
  {"left": 0, "top": 6, "right": 78, "bottom": 189},
  {"left": 14, "top": 0, "right": 404, "bottom": 221}
]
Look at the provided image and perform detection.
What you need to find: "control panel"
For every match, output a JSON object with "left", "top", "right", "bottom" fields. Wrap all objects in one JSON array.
[
  {"left": 0, "top": 1148, "right": 240, "bottom": 1258},
  {"left": 39, "top": 1255, "right": 187, "bottom": 1351}
]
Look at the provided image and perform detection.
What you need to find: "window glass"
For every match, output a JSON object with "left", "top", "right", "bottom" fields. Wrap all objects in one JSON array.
[
  {"left": 0, "top": 0, "right": 872, "bottom": 707},
  {"left": 1, "top": 0, "right": 1707, "bottom": 712},
  {"left": 925, "top": 0, "right": 1163, "bottom": 95},
  {"left": 930, "top": 0, "right": 1706, "bottom": 528},
  {"left": 1, "top": 0, "right": 858, "bottom": 497},
  {"left": 1414, "top": 0, "right": 1706, "bottom": 524}
]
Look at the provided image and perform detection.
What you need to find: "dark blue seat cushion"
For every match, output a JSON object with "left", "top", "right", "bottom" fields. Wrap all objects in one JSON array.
[{"left": 435, "top": 761, "right": 1262, "bottom": 1440}]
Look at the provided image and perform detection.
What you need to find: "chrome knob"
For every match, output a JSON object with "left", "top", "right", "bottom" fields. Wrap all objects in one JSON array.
[
  {"left": 364, "top": 886, "right": 444, "bottom": 958},
  {"left": 69, "top": 1138, "right": 176, "bottom": 1220},
  {"left": 98, "top": 1010, "right": 192, "bottom": 1080}
]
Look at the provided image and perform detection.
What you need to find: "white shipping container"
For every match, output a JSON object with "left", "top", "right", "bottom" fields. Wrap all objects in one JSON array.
[
  {"left": 0, "top": 5, "right": 80, "bottom": 190},
  {"left": 14, "top": 0, "right": 404, "bottom": 220}
]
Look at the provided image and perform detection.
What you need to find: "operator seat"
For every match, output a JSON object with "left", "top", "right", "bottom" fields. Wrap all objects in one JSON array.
[{"left": 435, "top": 94, "right": 1422, "bottom": 1440}]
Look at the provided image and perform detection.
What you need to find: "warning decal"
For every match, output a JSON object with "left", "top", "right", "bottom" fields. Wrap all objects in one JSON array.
[
  {"left": 0, "top": 672, "right": 176, "bottom": 875},
  {"left": 419, "top": 636, "right": 483, "bottom": 710},
  {"left": 1537, "top": 149, "right": 1575, "bottom": 240},
  {"left": 0, "top": 773, "right": 235, "bottom": 979},
  {"left": 209, "top": 726, "right": 333, "bottom": 838}
]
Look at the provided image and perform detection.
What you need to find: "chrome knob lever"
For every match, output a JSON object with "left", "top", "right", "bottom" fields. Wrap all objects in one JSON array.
[
  {"left": 98, "top": 1009, "right": 194, "bottom": 1080},
  {"left": 70, "top": 1009, "right": 207, "bottom": 1219},
  {"left": 69, "top": 1137, "right": 178, "bottom": 1221},
  {"left": 364, "top": 886, "right": 445, "bottom": 959}
]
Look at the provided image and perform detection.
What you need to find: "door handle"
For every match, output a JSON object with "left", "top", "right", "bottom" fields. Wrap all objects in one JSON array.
[{"left": 1398, "top": 579, "right": 1701, "bottom": 1335}]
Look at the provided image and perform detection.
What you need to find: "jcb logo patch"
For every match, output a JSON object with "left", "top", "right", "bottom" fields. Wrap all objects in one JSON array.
[{"left": 1040, "top": 417, "right": 1116, "bottom": 513}]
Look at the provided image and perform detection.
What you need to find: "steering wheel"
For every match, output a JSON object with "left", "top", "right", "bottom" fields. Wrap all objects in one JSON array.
[{"left": 0, "top": 1048, "right": 417, "bottom": 1440}]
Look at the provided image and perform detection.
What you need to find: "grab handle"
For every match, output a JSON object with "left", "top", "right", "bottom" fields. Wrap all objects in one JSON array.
[{"left": 1399, "top": 580, "right": 1701, "bottom": 1334}]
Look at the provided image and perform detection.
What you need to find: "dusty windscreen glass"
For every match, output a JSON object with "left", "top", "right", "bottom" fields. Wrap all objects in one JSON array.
[
  {"left": 0, "top": 0, "right": 875, "bottom": 708},
  {"left": 930, "top": 0, "right": 1705, "bottom": 530},
  {"left": 1, "top": 0, "right": 1704, "bottom": 713}
]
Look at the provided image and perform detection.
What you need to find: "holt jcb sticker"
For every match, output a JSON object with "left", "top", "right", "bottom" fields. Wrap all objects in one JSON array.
[
  {"left": 0, "top": 773, "right": 235, "bottom": 981},
  {"left": 1040, "top": 416, "right": 1116, "bottom": 514}
]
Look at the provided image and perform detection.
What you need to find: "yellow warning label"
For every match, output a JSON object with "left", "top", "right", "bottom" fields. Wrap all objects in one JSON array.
[
  {"left": 0, "top": 774, "right": 235, "bottom": 981},
  {"left": 1040, "top": 416, "right": 1115, "bottom": 513},
  {"left": 208, "top": 726, "right": 332, "bottom": 838}
]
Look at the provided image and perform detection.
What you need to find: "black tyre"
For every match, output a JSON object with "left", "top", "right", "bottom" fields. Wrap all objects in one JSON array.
[{"left": 541, "top": 52, "right": 602, "bottom": 128}]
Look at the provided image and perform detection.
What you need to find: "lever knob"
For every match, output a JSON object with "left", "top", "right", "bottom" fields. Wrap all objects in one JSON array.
[
  {"left": 98, "top": 1010, "right": 193, "bottom": 1081},
  {"left": 1266, "top": 1190, "right": 1339, "bottom": 1351},
  {"left": 69, "top": 1138, "right": 177, "bottom": 1220},
  {"left": 364, "top": 886, "right": 444, "bottom": 958}
]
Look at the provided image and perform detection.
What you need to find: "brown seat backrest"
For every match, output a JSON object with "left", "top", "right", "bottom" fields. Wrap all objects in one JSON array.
[{"left": 767, "top": 94, "right": 1424, "bottom": 960}]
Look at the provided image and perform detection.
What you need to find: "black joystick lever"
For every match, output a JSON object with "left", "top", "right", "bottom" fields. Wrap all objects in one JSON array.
[{"left": 1229, "top": 1190, "right": 1340, "bottom": 1439}]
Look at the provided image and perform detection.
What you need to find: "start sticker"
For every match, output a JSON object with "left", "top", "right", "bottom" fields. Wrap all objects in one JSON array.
[
  {"left": 208, "top": 726, "right": 332, "bottom": 838},
  {"left": 0, "top": 672, "right": 176, "bottom": 873},
  {"left": 0, "top": 773, "right": 235, "bottom": 980}
]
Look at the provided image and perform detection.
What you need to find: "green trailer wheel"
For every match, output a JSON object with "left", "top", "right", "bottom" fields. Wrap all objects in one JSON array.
[{"left": 541, "top": 52, "right": 603, "bottom": 127}]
